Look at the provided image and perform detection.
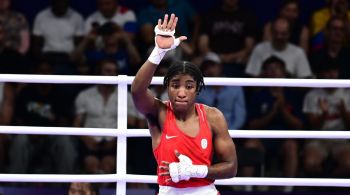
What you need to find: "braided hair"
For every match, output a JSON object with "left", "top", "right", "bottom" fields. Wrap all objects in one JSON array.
[{"left": 163, "top": 61, "right": 205, "bottom": 93}]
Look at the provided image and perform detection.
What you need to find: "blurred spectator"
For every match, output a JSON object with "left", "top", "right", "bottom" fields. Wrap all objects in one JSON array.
[
  {"left": 0, "top": 0, "right": 30, "bottom": 54},
  {"left": 0, "top": 0, "right": 29, "bottom": 74},
  {"left": 198, "top": 0, "right": 257, "bottom": 77},
  {"left": 9, "top": 61, "right": 77, "bottom": 174},
  {"left": 302, "top": 65, "right": 350, "bottom": 178},
  {"left": 0, "top": 82, "right": 15, "bottom": 172},
  {"left": 72, "top": 22, "right": 141, "bottom": 75},
  {"left": 196, "top": 52, "right": 246, "bottom": 130},
  {"left": 246, "top": 17, "right": 312, "bottom": 78},
  {"left": 137, "top": 0, "right": 198, "bottom": 60},
  {"left": 263, "top": 0, "right": 309, "bottom": 53},
  {"left": 68, "top": 182, "right": 97, "bottom": 195},
  {"left": 310, "top": 16, "right": 350, "bottom": 79},
  {"left": 310, "top": 0, "right": 350, "bottom": 51},
  {"left": 73, "top": 59, "right": 119, "bottom": 174},
  {"left": 85, "top": 0, "right": 137, "bottom": 39},
  {"left": 244, "top": 56, "right": 302, "bottom": 192},
  {"left": 32, "top": 0, "right": 85, "bottom": 75}
]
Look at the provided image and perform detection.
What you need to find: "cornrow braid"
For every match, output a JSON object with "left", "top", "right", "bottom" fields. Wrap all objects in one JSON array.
[{"left": 163, "top": 61, "right": 205, "bottom": 93}]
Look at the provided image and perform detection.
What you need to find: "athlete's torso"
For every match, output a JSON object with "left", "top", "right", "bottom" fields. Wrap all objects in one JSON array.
[{"left": 153, "top": 102, "right": 214, "bottom": 188}]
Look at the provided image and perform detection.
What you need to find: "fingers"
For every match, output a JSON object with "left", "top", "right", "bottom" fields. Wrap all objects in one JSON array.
[
  {"left": 167, "top": 14, "right": 175, "bottom": 29},
  {"left": 171, "top": 16, "right": 178, "bottom": 31},
  {"left": 161, "top": 161, "right": 170, "bottom": 165},
  {"left": 159, "top": 161, "right": 170, "bottom": 176},
  {"left": 159, "top": 161, "right": 170, "bottom": 172},
  {"left": 157, "top": 19, "right": 162, "bottom": 30},
  {"left": 158, "top": 14, "right": 178, "bottom": 31},
  {"left": 165, "top": 178, "right": 172, "bottom": 183},
  {"left": 161, "top": 14, "right": 169, "bottom": 30},
  {"left": 178, "top": 36, "right": 187, "bottom": 41},
  {"left": 159, "top": 171, "right": 170, "bottom": 177}
]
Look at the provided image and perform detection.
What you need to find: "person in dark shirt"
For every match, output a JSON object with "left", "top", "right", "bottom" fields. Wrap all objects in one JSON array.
[
  {"left": 310, "top": 16, "right": 350, "bottom": 79},
  {"left": 244, "top": 56, "right": 303, "bottom": 192},
  {"left": 8, "top": 61, "right": 77, "bottom": 175},
  {"left": 198, "top": 0, "right": 257, "bottom": 77}
]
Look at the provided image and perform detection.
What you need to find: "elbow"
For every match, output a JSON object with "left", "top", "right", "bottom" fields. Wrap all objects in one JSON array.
[
  {"left": 130, "top": 84, "right": 138, "bottom": 97},
  {"left": 225, "top": 161, "right": 237, "bottom": 178},
  {"left": 230, "top": 162, "right": 238, "bottom": 178}
]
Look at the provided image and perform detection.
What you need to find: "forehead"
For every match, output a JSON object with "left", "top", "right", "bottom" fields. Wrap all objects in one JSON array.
[{"left": 169, "top": 74, "right": 195, "bottom": 82}]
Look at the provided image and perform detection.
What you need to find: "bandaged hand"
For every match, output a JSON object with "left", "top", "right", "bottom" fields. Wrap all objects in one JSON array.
[
  {"left": 148, "top": 14, "right": 187, "bottom": 65},
  {"left": 168, "top": 151, "right": 208, "bottom": 183}
]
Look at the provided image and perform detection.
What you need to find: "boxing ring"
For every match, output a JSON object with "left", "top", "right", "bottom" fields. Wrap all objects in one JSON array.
[{"left": 0, "top": 74, "right": 350, "bottom": 195}]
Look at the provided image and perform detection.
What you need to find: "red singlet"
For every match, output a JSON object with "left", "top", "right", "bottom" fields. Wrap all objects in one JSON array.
[{"left": 153, "top": 102, "right": 214, "bottom": 188}]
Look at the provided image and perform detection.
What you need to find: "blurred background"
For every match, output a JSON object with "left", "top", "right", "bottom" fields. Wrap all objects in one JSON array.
[{"left": 0, "top": 0, "right": 350, "bottom": 194}]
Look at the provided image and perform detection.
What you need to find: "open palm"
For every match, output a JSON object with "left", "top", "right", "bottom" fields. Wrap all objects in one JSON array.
[{"left": 155, "top": 14, "right": 187, "bottom": 49}]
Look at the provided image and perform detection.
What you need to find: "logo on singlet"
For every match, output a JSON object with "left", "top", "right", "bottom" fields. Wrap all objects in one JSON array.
[
  {"left": 201, "top": 139, "right": 208, "bottom": 149},
  {"left": 165, "top": 135, "right": 177, "bottom": 139}
]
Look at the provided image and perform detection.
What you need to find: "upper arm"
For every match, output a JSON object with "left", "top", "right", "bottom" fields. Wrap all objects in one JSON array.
[
  {"left": 132, "top": 88, "right": 160, "bottom": 116},
  {"left": 208, "top": 107, "right": 237, "bottom": 165},
  {"left": 263, "top": 23, "right": 272, "bottom": 41},
  {"left": 300, "top": 26, "right": 310, "bottom": 53},
  {"left": 1, "top": 84, "right": 14, "bottom": 125},
  {"left": 198, "top": 34, "right": 210, "bottom": 54}
]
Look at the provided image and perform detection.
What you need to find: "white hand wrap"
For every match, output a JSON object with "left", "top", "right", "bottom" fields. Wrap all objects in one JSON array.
[
  {"left": 148, "top": 25, "right": 180, "bottom": 65},
  {"left": 169, "top": 154, "right": 208, "bottom": 183}
]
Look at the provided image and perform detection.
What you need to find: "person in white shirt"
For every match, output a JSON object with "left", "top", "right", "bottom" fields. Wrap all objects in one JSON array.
[
  {"left": 245, "top": 17, "right": 312, "bottom": 78},
  {"left": 302, "top": 64, "right": 350, "bottom": 178},
  {"left": 85, "top": 0, "right": 137, "bottom": 38},
  {"left": 33, "top": 0, "right": 84, "bottom": 55},
  {"left": 32, "top": 0, "right": 84, "bottom": 74},
  {"left": 74, "top": 59, "right": 118, "bottom": 174}
]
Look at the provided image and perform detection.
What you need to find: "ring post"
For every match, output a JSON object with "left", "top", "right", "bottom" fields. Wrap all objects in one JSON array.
[{"left": 117, "top": 75, "right": 128, "bottom": 195}]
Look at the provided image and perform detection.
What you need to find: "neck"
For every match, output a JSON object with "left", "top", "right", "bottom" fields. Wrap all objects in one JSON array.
[
  {"left": 98, "top": 85, "right": 115, "bottom": 95},
  {"left": 173, "top": 104, "right": 196, "bottom": 121},
  {"left": 328, "top": 42, "right": 342, "bottom": 57},
  {"left": 222, "top": 5, "right": 238, "bottom": 12},
  {"left": 104, "top": 46, "right": 119, "bottom": 53},
  {"left": 272, "top": 42, "right": 287, "bottom": 51}
]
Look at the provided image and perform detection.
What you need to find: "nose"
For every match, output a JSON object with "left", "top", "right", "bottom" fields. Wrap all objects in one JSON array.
[{"left": 177, "top": 87, "right": 186, "bottom": 98}]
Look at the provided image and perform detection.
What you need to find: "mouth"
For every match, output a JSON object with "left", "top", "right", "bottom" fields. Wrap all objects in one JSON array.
[{"left": 174, "top": 100, "right": 188, "bottom": 106}]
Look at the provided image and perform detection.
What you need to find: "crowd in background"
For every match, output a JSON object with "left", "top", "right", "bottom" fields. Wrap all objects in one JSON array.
[{"left": 1, "top": 0, "right": 350, "bottom": 193}]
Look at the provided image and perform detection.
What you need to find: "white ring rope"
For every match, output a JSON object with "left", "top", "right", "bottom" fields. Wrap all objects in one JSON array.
[
  {"left": 1, "top": 174, "right": 350, "bottom": 187},
  {"left": 0, "top": 74, "right": 350, "bottom": 88},
  {"left": 1, "top": 126, "right": 350, "bottom": 139},
  {"left": 2, "top": 74, "right": 350, "bottom": 191}
]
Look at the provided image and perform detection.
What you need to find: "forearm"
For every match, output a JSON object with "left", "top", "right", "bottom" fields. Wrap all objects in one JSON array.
[
  {"left": 207, "top": 161, "right": 237, "bottom": 179},
  {"left": 309, "top": 114, "right": 326, "bottom": 129},
  {"left": 282, "top": 109, "right": 303, "bottom": 129},
  {"left": 131, "top": 60, "right": 157, "bottom": 97},
  {"left": 71, "top": 37, "right": 93, "bottom": 61},
  {"left": 341, "top": 112, "right": 350, "bottom": 129},
  {"left": 125, "top": 40, "right": 141, "bottom": 65},
  {"left": 248, "top": 110, "right": 276, "bottom": 129},
  {"left": 18, "top": 30, "right": 30, "bottom": 54}
]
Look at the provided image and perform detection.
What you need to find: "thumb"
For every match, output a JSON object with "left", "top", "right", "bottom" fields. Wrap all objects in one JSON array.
[
  {"left": 174, "top": 150, "right": 180, "bottom": 158},
  {"left": 178, "top": 36, "right": 187, "bottom": 41}
]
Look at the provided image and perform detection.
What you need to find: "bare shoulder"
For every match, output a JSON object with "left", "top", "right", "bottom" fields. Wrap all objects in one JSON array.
[{"left": 202, "top": 105, "right": 228, "bottom": 134}]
